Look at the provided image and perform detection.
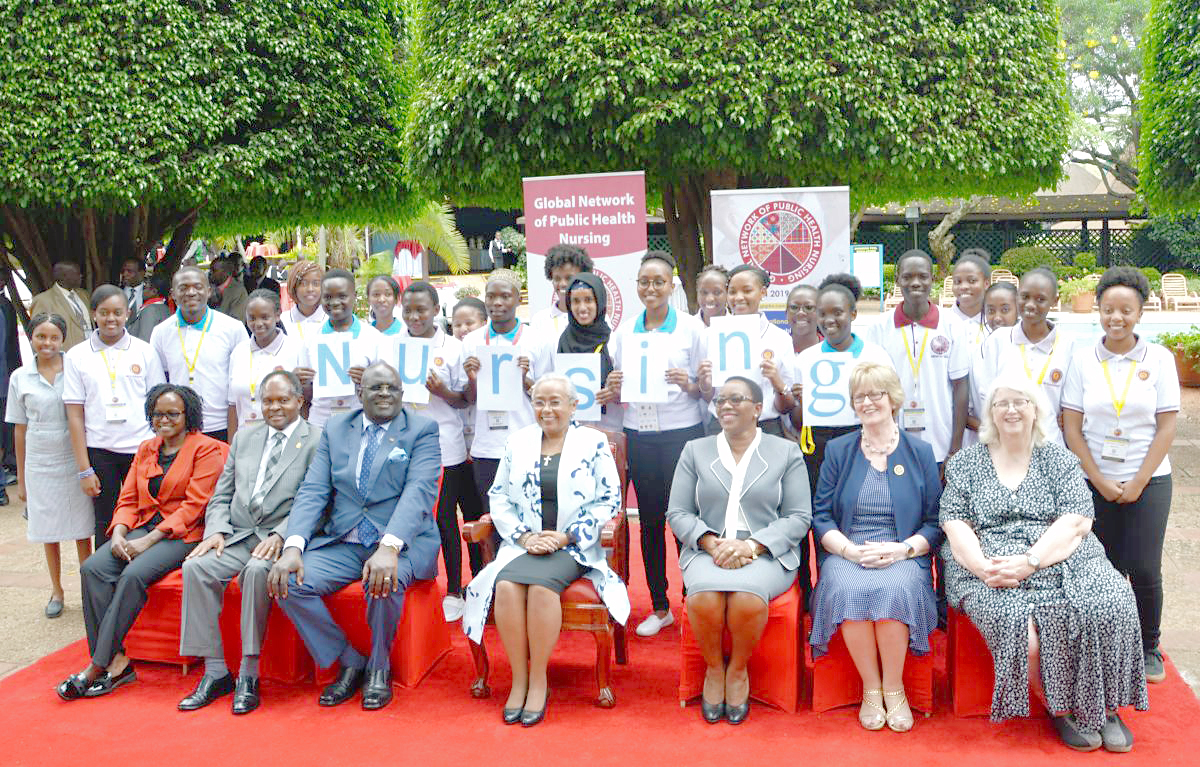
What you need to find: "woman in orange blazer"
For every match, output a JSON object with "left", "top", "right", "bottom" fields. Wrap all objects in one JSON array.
[{"left": 56, "top": 383, "right": 228, "bottom": 700}]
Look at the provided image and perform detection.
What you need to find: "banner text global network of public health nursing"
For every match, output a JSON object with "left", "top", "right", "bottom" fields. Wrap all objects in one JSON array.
[{"left": 529, "top": 193, "right": 640, "bottom": 248}]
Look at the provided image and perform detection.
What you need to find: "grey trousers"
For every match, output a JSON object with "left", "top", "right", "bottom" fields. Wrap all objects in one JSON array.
[
  {"left": 81, "top": 525, "right": 195, "bottom": 667},
  {"left": 179, "top": 537, "right": 274, "bottom": 660}
]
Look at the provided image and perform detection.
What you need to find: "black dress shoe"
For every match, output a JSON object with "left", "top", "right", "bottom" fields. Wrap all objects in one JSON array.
[
  {"left": 361, "top": 669, "right": 393, "bottom": 711},
  {"left": 319, "top": 666, "right": 364, "bottom": 707},
  {"left": 84, "top": 665, "right": 137, "bottom": 698},
  {"left": 521, "top": 691, "right": 550, "bottom": 727},
  {"left": 56, "top": 673, "right": 90, "bottom": 701},
  {"left": 701, "top": 699, "right": 726, "bottom": 724},
  {"left": 726, "top": 700, "right": 750, "bottom": 725},
  {"left": 502, "top": 706, "right": 523, "bottom": 725},
  {"left": 232, "top": 677, "right": 260, "bottom": 715},
  {"left": 178, "top": 674, "right": 235, "bottom": 711}
]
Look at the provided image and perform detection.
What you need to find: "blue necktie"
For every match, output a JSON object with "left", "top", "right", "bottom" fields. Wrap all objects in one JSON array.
[{"left": 358, "top": 423, "right": 382, "bottom": 498}]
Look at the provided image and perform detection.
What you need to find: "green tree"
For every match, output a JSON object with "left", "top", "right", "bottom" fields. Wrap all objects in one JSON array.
[
  {"left": 1058, "top": 0, "right": 1147, "bottom": 194},
  {"left": 405, "top": 0, "right": 1069, "bottom": 306},
  {"left": 0, "top": 0, "right": 414, "bottom": 292},
  {"left": 1141, "top": 0, "right": 1200, "bottom": 213}
]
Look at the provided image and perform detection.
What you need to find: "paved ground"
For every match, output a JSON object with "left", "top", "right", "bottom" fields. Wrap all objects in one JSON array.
[{"left": 0, "top": 299, "right": 1197, "bottom": 701}]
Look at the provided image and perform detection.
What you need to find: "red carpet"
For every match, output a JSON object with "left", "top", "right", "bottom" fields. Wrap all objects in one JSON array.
[{"left": 2, "top": 521, "right": 1198, "bottom": 766}]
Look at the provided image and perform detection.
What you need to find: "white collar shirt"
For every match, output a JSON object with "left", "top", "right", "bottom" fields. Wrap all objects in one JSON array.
[
  {"left": 1061, "top": 336, "right": 1180, "bottom": 481},
  {"left": 980, "top": 323, "right": 1076, "bottom": 445},
  {"left": 228, "top": 332, "right": 304, "bottom": 428},
  {"left": 296, "top": 319, "right": 382, "bottom": 429},
  {"left": 390, "top": 326, "right": 468, "bottom": 466},
  {"left": 62, "top": 330, "right": 166, "bottom": 453},
  {"left": 251, "top": 417, "right": 302, "bottom": 498},
  {"left": 462, "top": 321, "right": 548, "bottom": 460},
  {"left": 608, "top": 309, "right": 707, "bottom": 433},
  {"left": 705, "top": 314, "right": 795, "bottom": 421},
  {"left": 149, "top": 308, "right": 248, "bottom": 433}
]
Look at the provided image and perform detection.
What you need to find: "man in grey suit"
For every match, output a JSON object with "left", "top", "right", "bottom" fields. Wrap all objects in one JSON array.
[{"left": 177, "top": 370, "right": 321, "bottom": 714}]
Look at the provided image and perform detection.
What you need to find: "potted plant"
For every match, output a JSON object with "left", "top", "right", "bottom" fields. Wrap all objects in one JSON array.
[
  {"left": 1059, "top": 277, "right": 1096, "bottom": 313},
  {"left": 1157, "top": 326, "right": 1200, "bottom": 387}
]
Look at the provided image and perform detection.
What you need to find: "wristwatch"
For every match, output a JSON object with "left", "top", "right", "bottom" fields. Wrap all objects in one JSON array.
[
  {"left": 1025, "top": 552, "right": 1041, "bottom": 570},
  {"left": 903, "top": 542, "right": 915, "bottom": 559}
]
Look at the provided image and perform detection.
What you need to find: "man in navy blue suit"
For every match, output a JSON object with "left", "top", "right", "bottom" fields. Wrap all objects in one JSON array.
[{"left": 268, "top": 362, "right": 442, "bottom": 710}]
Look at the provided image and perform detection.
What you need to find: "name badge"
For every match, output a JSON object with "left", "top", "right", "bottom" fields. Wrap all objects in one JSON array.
[
  {"left": 636, "top": 404, "right": 661, "bottom": 433},
  {"left": 487, "top": 410, "right": 508, "bottom": 430},
  {"left": 902, "top": 406, "right": 926, "bottom": 432},
  {"left": 1101, "top": 434, "right": 1130, "bottom": 463},
  {"left": 246, "top": 411, "right": 259, "bottom": 421},
  {"left": 105, "top": 401, "right": 128, "bottom": 423}
]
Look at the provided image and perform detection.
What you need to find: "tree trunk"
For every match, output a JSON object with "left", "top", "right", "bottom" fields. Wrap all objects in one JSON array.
[
  {"left": 661, "top": 171, "right": 739, "bottom": 312},
  {"left": 850, "top": 205, "right": 868, "bottom": 240},
  {"left": 927, "top": 196, "right": 980, "bottom": 278}
]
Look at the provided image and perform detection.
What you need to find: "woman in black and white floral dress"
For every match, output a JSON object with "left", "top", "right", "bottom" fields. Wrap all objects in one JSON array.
[{"left": 941, "top": 372, "right": 1147, "bottom": 754}]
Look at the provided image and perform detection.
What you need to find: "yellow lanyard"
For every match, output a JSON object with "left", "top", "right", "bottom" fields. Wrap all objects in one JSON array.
[
  {"left": 1101, "top": 357, "right": 1138, "bottom": 421},
  {"left": 1020, "top": 333, "right": 1059, "bottom": 385},
  {"left": 176, "top": 312, "right": 212, "bottom": 383},
  {"left": 98, "top": 346, "right": 123, "bottom": 399},
  {"left": 900, "top": 325, "right": 929, "bottom": 382}
]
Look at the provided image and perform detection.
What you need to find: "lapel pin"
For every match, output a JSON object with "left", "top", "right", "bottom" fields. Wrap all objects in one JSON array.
[{"left": 894, "top": 464, "right": 905, "bottom": 476}]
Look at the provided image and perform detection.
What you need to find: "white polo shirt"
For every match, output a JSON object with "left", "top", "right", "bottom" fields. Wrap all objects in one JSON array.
[
  {"left": 281, "top": 305, "right": 327, "bottom": 345},
  {"left": 794, "top": 335, "right": 895, "bottom": 428},
  {"left": 609, "top": 307, "right": 706, "bottom": 433},
  {"left": 150, "top": 308, "right": 247, "bottom": 433},
  {"left": 1061, "top": 337, "right": 1180, "bottom": 482},
  {"left": 951, "top": 314, "right": 988, "bottom": 448},
  {"left": 705, "top": 314, "right": 795, "bottom": 422},
  {"left": 979, "top": 323, "right": 1076, "bottom": 445},
  {"left": 63, "top": 330, "right": 166, "bottom": 453},
  {"left": 228, "top": 332, "right": 303, "bottom": 428},
  {"left": 296, "top": 317, "right": 382, "bottom": 429},
  {"left": 463, "top": 320, "right": 547, "bottom": 460},
  {"left": 865, "top": 303, "right": 969, "bottom": 462},
  {"left": 395, "top": 326, "right": 469, "bottom": 466}
]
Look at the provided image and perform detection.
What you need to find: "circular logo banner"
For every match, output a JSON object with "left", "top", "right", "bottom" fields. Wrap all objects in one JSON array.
[
  {"left": 737, "top": 201, "right": 824, "bottom": 284},
  {"left": 594, "top": 266, "right": 624, "bottom": 327}
]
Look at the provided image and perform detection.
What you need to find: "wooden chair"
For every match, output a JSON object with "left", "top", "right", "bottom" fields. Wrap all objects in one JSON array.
[
  {"left": 883, "top": 284, "right": 904, "bottom": 310},
  {"left": 939, "top": 276, "right": 957, "bottom": 308},
  {"left": 462, "top": 428, "right": 630, "bottom": 707},
  {"left": 1162, "top": 273, "right": 1200, "bottom": 310},
  {"left": 990, "top": 269, "right": 1018, "bottom": 287}
]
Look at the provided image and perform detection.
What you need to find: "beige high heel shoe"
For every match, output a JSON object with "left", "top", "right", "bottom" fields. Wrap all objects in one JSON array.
[
  {"left": 883, "top": 688, "right": 914, "bottom": 732},
  {"left": 859, "top": 688, "right": 886, "bottom": 730}
]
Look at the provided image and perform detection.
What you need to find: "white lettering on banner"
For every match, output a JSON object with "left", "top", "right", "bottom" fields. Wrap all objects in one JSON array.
[
  {"left": 475, "top": 345, "right": 523, "bottom": 411},
  {"left": 390, "top": 337, "right": 432, "bottom": 404},
  {"left": 558, "top": 232, "right": 612, "bottom": 247},
  {"left": 620, "top": 334, "right": 671, "bottom": 403},
  {"left": 707, "top": 315, "right": 762, "bottom": 386},
  {"left": 311, "top": 336, "right": 356, "bottom": 399},
  {"left": 554, "top": 353, "right": 601, "bottom": 421}
]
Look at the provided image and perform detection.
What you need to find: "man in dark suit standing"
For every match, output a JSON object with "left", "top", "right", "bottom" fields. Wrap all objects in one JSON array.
[
  {"left": 177, "top": 371, "right": 321, "bottom": 714},
  {"left": 0, "top": 273, "right": 21, "bottom": 498},
  {"left": 268, "top": 362, "right": 442, "bottom": 710},
  {"left": 244, "top": 256, "right": 281, "bottom": 295}
]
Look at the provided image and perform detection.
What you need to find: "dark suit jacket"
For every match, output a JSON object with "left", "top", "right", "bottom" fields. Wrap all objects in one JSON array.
[
  {"left": 286, "top": 408, "right": 442, "bottom": 577},
  {"left": 245, "top": 276, "right": 281, "bottom": 295},
  {"left": 110, "top": 433, "right": 230, "bottom": 542},
  {"left": 811, "top": 430, "right": 943, "bottom": 568}
]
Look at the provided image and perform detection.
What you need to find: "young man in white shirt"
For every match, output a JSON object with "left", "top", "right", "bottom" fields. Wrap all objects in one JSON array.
[{"left": 150, "top": 266, "right": 247, "bottom": 442}]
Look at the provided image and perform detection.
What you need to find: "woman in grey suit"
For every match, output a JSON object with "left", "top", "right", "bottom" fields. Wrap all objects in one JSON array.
[{"left": 667, "top": 376, "right": 811, "bottom": 725}]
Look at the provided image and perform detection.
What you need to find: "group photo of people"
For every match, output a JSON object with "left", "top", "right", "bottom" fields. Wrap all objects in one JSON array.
[{"left": 1, "top": 241, "right": 1181, "bottom": 756}]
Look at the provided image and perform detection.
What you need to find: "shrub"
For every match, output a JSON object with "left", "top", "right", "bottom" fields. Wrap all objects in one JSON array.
[
  {"left": 1000, "top": 246, "right": 1057, "bottom": 276},
  {"left": 1139, "top": 267, "right": 1163, "bottom": 292},
  {"left": 883, "top": 263, "right": 896, "bottom": 283},
  {"left": 1074, "top": 252, "right": 1098, "bottom": 271},
  {"left": 455, "top": 285, "right": 480, "bottom": 300}
]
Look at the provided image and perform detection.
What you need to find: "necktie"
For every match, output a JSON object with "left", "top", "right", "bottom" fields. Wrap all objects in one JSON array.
[
  {"left": 66, "top": 290, "right": 88, "bottom": 330},
  {"left": 358, "top": 423, "right": 382, "bottom": 498},
  {"left": 250, "top": 432, "right": 286, "bottom": 513}
]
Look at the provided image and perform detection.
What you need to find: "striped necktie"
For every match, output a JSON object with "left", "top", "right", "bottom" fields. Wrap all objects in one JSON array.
[{"left": 250, "top": 432, "right": 286, "bottom": 513}]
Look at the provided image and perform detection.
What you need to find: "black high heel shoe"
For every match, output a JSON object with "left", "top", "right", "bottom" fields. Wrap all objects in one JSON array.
[{"left": 520, "top": 690, "right": 550, "bottom": 727}]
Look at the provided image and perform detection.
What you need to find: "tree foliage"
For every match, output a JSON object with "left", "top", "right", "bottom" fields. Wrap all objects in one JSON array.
[
  {"left": 1058, "top": 0, "right": 1146, "bottom": 194},
  {"left": 1141, "top": 0, "right": 1200, "bottom": 213},
  {"left": 404, "top": 0, "right": 1069, "bottom": 305},
  {"left": 0, "top": 0, "right": 415, "bottom": 290}
]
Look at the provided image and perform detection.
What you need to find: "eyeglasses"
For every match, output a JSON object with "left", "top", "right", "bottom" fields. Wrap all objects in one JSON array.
[
  {"left": 992, "top": 398, "right": 1032, "bottom": 411},
  {"left": 637, "top": 278, "right": 669, "bottom": 289},
  {"left": 151, "top": 411, "right": 185, "bottom": 420},
  {"left": 851, "top": 390, "right": 888, "bottom": 405},
  {"left": 713, "top": 394, "right": 754, "bottom": 407},
  {"left": 364, "top": 384, "right": 400, "bottom": 394}
]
